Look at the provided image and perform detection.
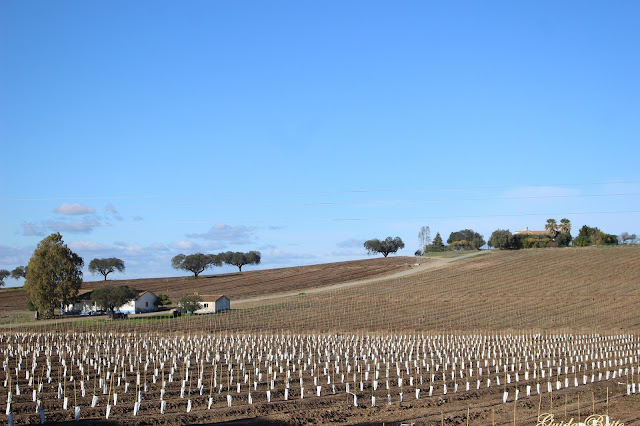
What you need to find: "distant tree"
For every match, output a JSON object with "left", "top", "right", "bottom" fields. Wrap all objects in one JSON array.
[
  {"left": 91, "top": 286, "right": 138, "bottom": 318},
  {"left": 24, "top": 233, "right": 84, "bottom": 319},
  {"left": 156, "top": 294, "right": 172, "bottom": 306},
  {"left": 171, "top": 253, "right": 222, "bottom": 278},
  {"left": 11, "top": 266, "right": 27, "bottom": 280},
  {"left": 428, "top": 232, "right": 446, "bottom": 252},
  {"left": 418, "top": 226, "right": 431, "bottom": 251},
  {"left": 559, "top": 218, "right": 572, "bottom": 234},
  {"left": 488, "top": 229, "right": 520, "bottom": 250},
  {"left": 447, "top": 229, "right": 485, "bottom": 250},
  {"left": 573, "top": 225, "right": 618, "bottom": 246},
  {"left": 363, "top": 237, "right": 405, "bottom": 257},
  {"left": 620, "top": 232, "right": 637, "bottom": 244},
  {"left": 88, "top": 258, "right": 125, "bottom": 281},
  {"left": 221, "top": 251, "right": 261, "bottom": 272},
  {"left": 545, "top": 218, "right": 559, "bottom": 237},
  {"left": 0, "top": 270, "right": 9, "bottom": 287},
  {"left": 555, "top": 232, "right": 572, "bottom": 247},
  {"left": 178, "top": 294, "right": 203, "bottom": 314}
]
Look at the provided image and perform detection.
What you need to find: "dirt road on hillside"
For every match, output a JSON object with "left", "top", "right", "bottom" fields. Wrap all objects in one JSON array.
[{"left": 234, "top": 251, "right": 488, "bottom": 307}]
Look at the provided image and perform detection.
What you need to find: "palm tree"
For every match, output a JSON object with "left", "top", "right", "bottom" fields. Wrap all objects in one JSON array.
[
  {"left": 545, "top": 218, "right": 559, "bottom": 236},
  {"left": 559, "top": 218, "right": 571, "bottom": 234}
]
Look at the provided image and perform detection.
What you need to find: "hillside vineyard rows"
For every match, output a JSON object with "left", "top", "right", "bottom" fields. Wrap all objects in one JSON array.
[
  {"left": 57, "top": 246, "right": 638, "bottom": 334},
  {"left": 2, "top": 332, "right": 639, "bottom": 425},
  {"left": 3, "top": 246, "right": 640, "bottom": 423}
]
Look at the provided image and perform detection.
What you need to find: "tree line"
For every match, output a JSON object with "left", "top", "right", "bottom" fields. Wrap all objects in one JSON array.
[{"left": 171, "top": 251, "right": 261, "bottom": 277}]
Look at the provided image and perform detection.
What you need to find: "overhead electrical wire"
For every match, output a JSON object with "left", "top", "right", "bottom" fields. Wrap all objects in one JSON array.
[
  {"left": 3, "top": 180, "right": 639, "bottom": 202},
  {"left": 1, "top": 192, "right": 639, "bottom": 213}
]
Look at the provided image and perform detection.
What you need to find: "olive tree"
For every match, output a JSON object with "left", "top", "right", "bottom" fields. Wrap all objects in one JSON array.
[
  {"left": 24, "top": 233, "right": 84, "bottom": 319},
  {"left": 171, "top": 253, "right": 222, "bottom": 278},
  {"left": 178, "top": 294, "right": 203, "bottom": 313},
  {"left": 91, "top": 286, "right": 138, "bottom": 318},
  {"left": 88, "top": 258, "right": 125, "bottom": 280},
  {"left": 221, "top": 251, "right": 261, "bottom": 272},
  {"left": 488, "top": 229, "right": 519, "bottom": 250},
  {"left": 0, "top": 270, "right": 9, "bottom": 287},
  {"left": 11, "top": 266, "right": 27, "bottom": 280},
  {"left": 364, "top": 237, "right": 405, "bottom": 257}
]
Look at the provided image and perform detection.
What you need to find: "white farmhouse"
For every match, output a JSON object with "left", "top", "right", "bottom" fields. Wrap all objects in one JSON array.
[
  {"left": 194, "top": 294, "right": 230, "bottom": 314},
  {"left": 65, "top": 289, "right": 158, "bottom": 315},
  {"left": 116, "top": 291, "right": 158, "bottom": 314},
  {"left": 66, "top": 290, "right": 99, "bottom": 314}
]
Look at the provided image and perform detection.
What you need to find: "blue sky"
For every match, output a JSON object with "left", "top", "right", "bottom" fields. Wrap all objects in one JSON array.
[{"left": 1, "top": 1, "right": 639, "bottom": 286}]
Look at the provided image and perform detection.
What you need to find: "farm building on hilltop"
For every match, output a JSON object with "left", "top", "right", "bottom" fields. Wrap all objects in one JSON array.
[
  {"left": 194, "top": 294, "right": 230, "bottom": 314},
  {"left": 65, "top": 290, "right": 158, "bottom": 315},
  {"left": 514, "top": 226, "right": 549, "bottom": 236}
]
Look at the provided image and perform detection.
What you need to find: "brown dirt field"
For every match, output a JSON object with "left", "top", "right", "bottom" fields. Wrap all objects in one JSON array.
[
  {"left": 0, "top": 257, "right": 415, "bottom": 321},
  {"left": 47, "top": 245, "right": 637, "bottom": 335},
  {"left": 3, "top": 246, "right": 640, "bottom": 425}
]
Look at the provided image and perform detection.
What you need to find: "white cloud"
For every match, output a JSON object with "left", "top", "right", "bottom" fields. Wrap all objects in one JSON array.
[
  {"left": 54, "top": 203, "right": 96, "bottom": 215},
  {"left": 172, "top": 240, "right": 196, "bottom": 250},
  {"left": 67, "top": 241, "right": 108, "bottom": 252},
  {"left": 21, "top": 223, "right": 46, "bottom": 236},
  {"left": 336, "top": 238, "right": 363, "bottom": 248},
  {"left": 187, "top": 223, "right": 256, "bottom": 244}
]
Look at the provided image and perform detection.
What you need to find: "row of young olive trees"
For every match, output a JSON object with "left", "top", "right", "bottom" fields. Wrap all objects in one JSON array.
[{"left": 171, "top": 251, "right": 262, "bottom": 278}]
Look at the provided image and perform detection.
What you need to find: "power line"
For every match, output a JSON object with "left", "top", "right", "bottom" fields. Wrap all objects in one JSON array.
[
  {"left": 2, "top": 192, "right": 639, "bottom": 212},
  {"left": 3, "top": 180, "right": 639, "bottom": 202},
  {"left": 2, "top": 210, "right": 638, "bottom": 228}
]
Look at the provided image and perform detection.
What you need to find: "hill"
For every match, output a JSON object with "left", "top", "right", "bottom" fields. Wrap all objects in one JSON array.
[
  {"left": 0, "top": 256, "right": 414, "bottom": 321},
  {"left": 4, "top": 246, "right": 640, "bottom": 333},
  {"left": 170, "top": 245, "right": 640, "bottom": 334}
]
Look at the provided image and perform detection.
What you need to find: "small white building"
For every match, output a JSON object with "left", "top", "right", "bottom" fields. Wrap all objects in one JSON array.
[
  {"left": 66, "top": 290, "right": 98, "bottom": 314},
  {"left": 194, "top": 294, "right": 230, "bottom": 314},
  {"left": 65, "top": 289, "right": 158, "bottom": 315},
  {"left": 116, "top": 291, "right": 158, "bottom": 314}
]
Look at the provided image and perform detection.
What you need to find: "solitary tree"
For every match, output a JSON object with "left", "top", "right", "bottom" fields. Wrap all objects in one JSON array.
[
  {"left": 178, "top": 294, "right": 203, "bottom": 313},
  {"left": 418, "top": 226, "right": 431, "bottom": 252},
  {"left": 364, "top": 237, "right": 405, "bottom": 257},
  {"left": 0, "top": 270, "right": 9, "bottom": 287},
  {"left": 221, "top": 251, "right": 261, "bottom": 272},
  {"left": 88, "top": 258, "right": 125, "bottom": 281},
  {"left": 91, "top": 286, "right": 138, "bottom": 318},
  {"left": 11, "top": 266, "right": 27, "bottom": 280},
  {"left": 24, "top": 233, "right": 84, "bottom": 319},
  {"left": 171, "top": 253, "right": 222, "bottom": 278}
]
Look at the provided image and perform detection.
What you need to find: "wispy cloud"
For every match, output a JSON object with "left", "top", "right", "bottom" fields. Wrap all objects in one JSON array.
[
  {"left": 105, "top": 204, "right": 124, "bottom": 221},
  {"left": 54, "top": 203, "right": 96, "bottom": 215},
  {"left": 187, "top": 223, "right": 256, "bottom": 244},
  {"left": 336, "top": 238, "right": 363, "bottom": 248},
  {"left": 170, "top": 240, "right": 226, "bottom": 251},
  {"left": 21, "top": 223, "right": 46, "bottom": 237},
  {"left": 22, "top": 218, "right": 102, "bottom": 235}
]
